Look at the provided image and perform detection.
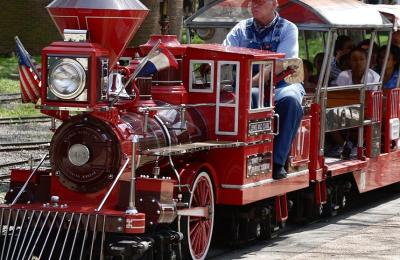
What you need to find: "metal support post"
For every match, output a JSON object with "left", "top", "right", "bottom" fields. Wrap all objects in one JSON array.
[{"left": 127, "top": 136, "right": 139, "bottom": 214}]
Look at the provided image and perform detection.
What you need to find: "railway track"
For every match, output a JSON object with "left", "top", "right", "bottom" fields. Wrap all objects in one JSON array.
[
  {"left": 0, "top": 93, "right": 21, "bottom": 103},
  {"left": 0, "top": 157, "right": 49, "bottom": 178},
  {"left": 0, "top": 141, "right": 50, "bottom": 152},
  {"left": 0, "top": 116, "right": 51, "bottom": 125}
]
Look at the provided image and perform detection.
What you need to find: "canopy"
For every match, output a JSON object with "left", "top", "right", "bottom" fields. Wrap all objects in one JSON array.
[
  {"left": 185, "top": 0, "right": 392, "bottom": 31},
  {"left": 370, "top": 4, "right": 400, "bottom": 31}
]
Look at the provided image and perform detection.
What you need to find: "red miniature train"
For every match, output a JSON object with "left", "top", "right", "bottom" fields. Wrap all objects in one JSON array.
[{"left": 3, "top": 0, "right": 400, "bottom": 259}]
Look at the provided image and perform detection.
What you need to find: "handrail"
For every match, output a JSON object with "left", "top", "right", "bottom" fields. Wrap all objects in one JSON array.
[
  {"left": 137, "top": 103, "right": 216, "bottom": 113},
  {"left": 325, "top": 82, "right": 381, "bottom": 92},
  {"left": 318, "top": 30, "right": 336, "bottom": 156},
  {"left": 95, "top": 156, "right": 130, "bottom": 212},
  {"left": 11, "top": 153, "right": 48, "bottom": 205}
]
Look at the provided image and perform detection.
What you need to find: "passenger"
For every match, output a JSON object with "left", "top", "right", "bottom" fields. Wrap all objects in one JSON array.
[
  {"left": 357, "top": 39, "right": 379, "bottom": 71},
  {"left": 309, "top": 52, "right": 324, "bottom": 85},
  {"left": 223, "top": 0, "right": 304, "bottom": 180},
  {"left": 335, "top": 47, "right": 380, "bottom": 90},
  {"left": 377, "top": 45, "right": 400, "bottom": 89},
  {"left": 338, "top": 53, "right": 351, "bottom": 71},
  {"left": 302, "top": 59, "right": 316, "bottom": 91},
  {"left": 392, "top": 31, "right": 400, "bottom": 48},
  {"left": 330, "top": 35, "right": 354, "bottom": 84}
]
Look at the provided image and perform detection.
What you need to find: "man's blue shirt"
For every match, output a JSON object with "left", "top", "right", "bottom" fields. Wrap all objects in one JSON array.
[{"left": 223, "top": 15, "right": 304, "bottom": 103}]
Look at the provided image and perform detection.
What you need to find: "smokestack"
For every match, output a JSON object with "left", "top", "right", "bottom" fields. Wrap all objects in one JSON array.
[{"left": 47, "top": 0, "right": 149, "bottom": 68}]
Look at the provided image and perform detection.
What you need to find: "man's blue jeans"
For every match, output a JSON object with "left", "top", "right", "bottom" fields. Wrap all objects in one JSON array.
[{"left": 274, "top": 83, "right": 304, "bottom": 166}]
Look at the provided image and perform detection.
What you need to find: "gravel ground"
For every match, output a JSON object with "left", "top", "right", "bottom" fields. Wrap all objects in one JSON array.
[{"left": 0, "top": 121, "right": 53, "bottom": 202}]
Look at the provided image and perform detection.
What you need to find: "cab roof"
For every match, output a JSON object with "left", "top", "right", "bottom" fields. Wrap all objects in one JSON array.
[{"left": 185, "top": 0, "right": 393, "bottom": 31}]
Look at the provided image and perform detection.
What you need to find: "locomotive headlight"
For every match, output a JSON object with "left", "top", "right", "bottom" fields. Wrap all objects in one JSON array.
[{"left": 48, "top": 58, "right": 86, "bottom": 99}]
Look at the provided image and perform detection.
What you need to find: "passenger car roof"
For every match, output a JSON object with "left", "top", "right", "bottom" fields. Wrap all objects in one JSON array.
[{"left": 369, "top": 4, "right": 400, "bottom": 31}]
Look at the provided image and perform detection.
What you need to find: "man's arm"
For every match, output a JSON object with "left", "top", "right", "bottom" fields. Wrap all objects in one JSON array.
[
  {"left": 223, "top": 21, "right": 245, "bottom": 47},
  {"left": 223, "top": 28, "right": 240, "bottom": 46},
  {"left": 276, "top": 22, "right": 299, "bottom": 58}
]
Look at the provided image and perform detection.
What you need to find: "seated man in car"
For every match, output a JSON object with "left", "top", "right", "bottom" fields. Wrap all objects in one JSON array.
[{"left": 223, "top": 0, "right": 304, "bottom": 179}]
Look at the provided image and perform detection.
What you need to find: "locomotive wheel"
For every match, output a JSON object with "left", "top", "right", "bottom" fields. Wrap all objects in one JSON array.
[{"left": 181, "top": 172, "right": 214, "bottom": 260}]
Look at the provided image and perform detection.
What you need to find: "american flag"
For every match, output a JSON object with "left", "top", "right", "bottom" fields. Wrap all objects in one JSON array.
[
  {"left": 15, "top": 36, "right": 41, "bottom": 103},
  {"left": 137, "top": 44, "right": 179, "bottom": 77}
]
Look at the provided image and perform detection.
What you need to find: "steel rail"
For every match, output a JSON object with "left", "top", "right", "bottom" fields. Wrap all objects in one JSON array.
[
  {"left": 0, "top": 116, "right": 49, "bottom": 121},
  {"left": 0, "top": 157, "right": 46, "bottom": 169},
  {"left": 0, "top": 118, "right": 51, "bottom": 125},
  {"left": 0, "top": 143, "right": 50, "bottom": 152}
]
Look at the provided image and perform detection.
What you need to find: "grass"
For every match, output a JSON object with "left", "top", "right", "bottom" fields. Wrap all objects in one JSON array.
[
  {"left": 0, "top": 103, "right": 40, "bottom": 118},
  {"left": 0, "top": 56, "right": 40, "bottom": 117},
  {"left": 0, "top": 78, "right": 19, "bottom": 93},
  {"left": 0, "top": 56, "right": 18, "bottom": 78}
]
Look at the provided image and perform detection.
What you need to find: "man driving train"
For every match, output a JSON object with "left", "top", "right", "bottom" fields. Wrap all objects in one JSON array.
[{"left": 223, "top": 0, "right": 304, "bottom": 180}]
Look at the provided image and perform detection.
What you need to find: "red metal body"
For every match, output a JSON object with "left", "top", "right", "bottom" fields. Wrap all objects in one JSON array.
[{"left": 7, "top": 0, "right": 400, "bottom": 259}]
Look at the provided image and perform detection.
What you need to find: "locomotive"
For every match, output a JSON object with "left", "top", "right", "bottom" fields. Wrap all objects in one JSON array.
[{"left": 3, "top": 0, "right": 400, "bottom": 259}]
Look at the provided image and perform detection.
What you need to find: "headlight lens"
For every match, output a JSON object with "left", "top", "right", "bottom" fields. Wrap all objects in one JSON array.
[{"left": 48, "top": 58, "right": 86, "bottom": 99}]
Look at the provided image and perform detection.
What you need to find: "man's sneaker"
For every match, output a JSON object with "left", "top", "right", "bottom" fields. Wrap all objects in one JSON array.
[
  {"left": 273, "top": 164, "right": 287, "bottom": 180},
  {"left": 341, "top": 141, "right": 353, "bottom": 160}
]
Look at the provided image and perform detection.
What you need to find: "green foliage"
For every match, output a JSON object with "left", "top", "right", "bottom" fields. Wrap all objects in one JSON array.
[
  {"left": 181, "top": 30, "right": 205, "bottom": 44},
  {"left": 299, "top": 33, "right": 325, "bottom": 63}
]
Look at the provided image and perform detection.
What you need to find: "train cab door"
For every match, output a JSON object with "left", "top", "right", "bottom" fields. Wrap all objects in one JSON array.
[{"left": 216, "top": 61, "right": 240, "bottom": 135}]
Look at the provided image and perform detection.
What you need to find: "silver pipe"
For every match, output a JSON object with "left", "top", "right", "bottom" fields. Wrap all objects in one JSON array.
[
  {"left": 96, "top": 157, "right": 130, "bottom": 212},
  {"left": 69, "top": 213, "right": 82, "bottom": 260},
  {"left": 316, "top": 31, "right": 335, "bottom": 101},
  {"left": 48, "top": 212, "right": 67, "bottom": 259},
  {"left": 154, "top": 115, "right": 182, "bottom": 191},
  {"left": 11, "top": 153, "right": 48, "bottom": 205},
  {"left": 379, "top": 31, "right": 392, "bottom": 90},
  {"left": 60, "top": 213, "right": 75, "bottom": 259},
  {"left": 110, "top": 40, "right": 162, "bottom": 107},
  {"left": 138, "top": 103, "right": 216, "bottom": 113},
  {"left": 186, "top": 28, "right": 191, "bottom": 44},
  {"left": 16, "top": 210, "right": 35, "bottom": 260},
  {"left": 10, "top": 209, "right": 27, "bottom": 260},
  {"left": 100, "top": 215, "right": 106, "bottom": 260},
  {"left": 79, "top": 215, "right": 91, "bottom": 260},
  {"left": 143, "top": 110, "right": 149, "bottom": 135},
  {"left": 152, "top": 80, "right": 183, "bottom": 84},
  {"left": 127, "top": 136, "right": 139, "bottom": 213},
  {"left": 358, "top": 31, "right": 377, "bottom": 150},
  {"left": 326, "top": 82, "right": 381, "bottom": 92},
  {"left": 303, "top": 30, "right": 310, "bottom": 61},
  {"left": 5, "top": 209, "right": 20, "bottom": 260},
  {"left": 319, "top": 30, "right": 337, "bottom": 156},
  {"left": 22, "top": 211, "right": 43, "bottom": 260},
  {"left": 89, "top": 214, "right": 98, "bottom": 260},
  {"left": 51, "top": 117, "right": 56, "bottom": 131},
  {"left": 0, "top": 209, "right": 12, "bottom": 259},
  {"left": 27, "top": 211, "right": 51, "bottom": 260},
  {"left": 38, "top": 211, "right": 59, "bottom": 259},
  {"left": 396, "top": 63, "right": 400, "bottom": 88}
]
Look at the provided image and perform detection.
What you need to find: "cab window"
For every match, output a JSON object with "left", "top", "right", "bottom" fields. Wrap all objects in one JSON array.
[
  {"left": 189, "top": 60, "right": 214, "bottom": 93},
  {"left": 218, "top": 62, "right": 238, "bottom": 104},
  {"left": 250, "top": 61, "right": 273, "bottom": 110}
]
